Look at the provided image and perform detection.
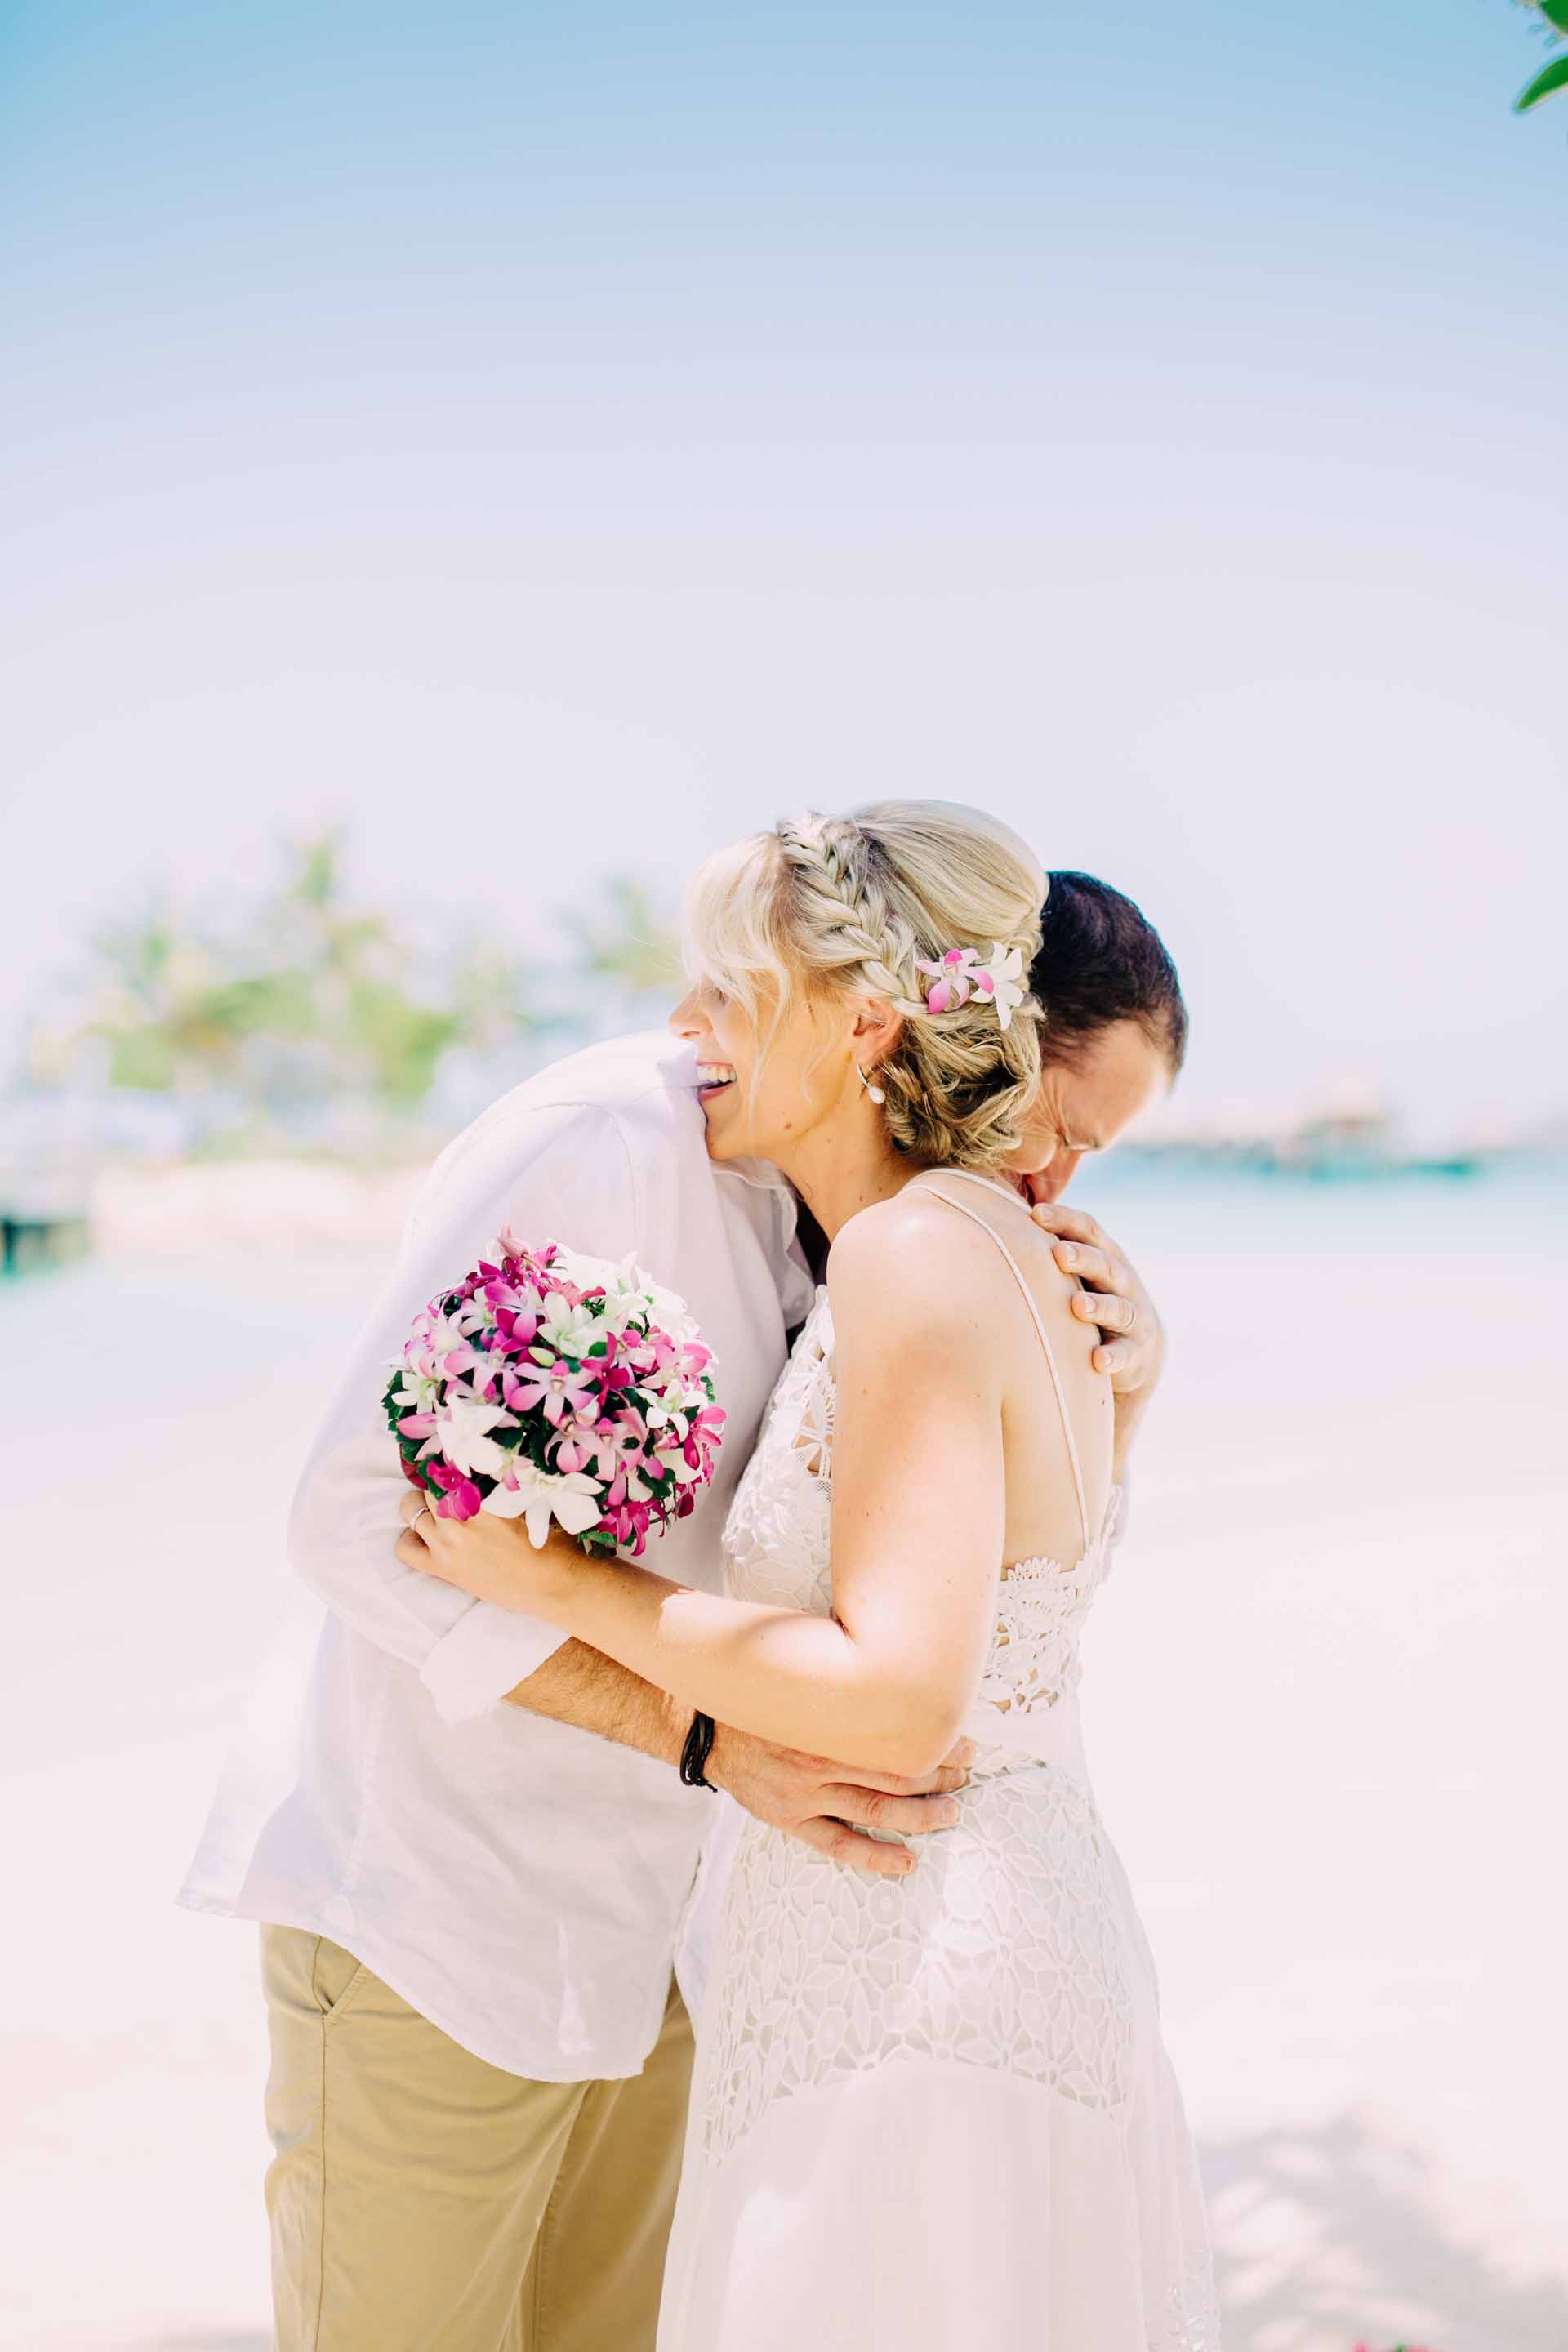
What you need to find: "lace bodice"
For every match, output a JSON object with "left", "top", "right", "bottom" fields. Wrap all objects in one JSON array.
[
  {"left": 721, "top": 1289, "right": 1120, "bottom": 1749},
  {"left": 688, "top": 1257, "right": 1221, "bottom": 2351}
]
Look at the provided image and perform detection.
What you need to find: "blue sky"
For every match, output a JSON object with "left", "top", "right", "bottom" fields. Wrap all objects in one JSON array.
[{"left": 3, "top": 0, "right": 1566, "bottom": 1135}]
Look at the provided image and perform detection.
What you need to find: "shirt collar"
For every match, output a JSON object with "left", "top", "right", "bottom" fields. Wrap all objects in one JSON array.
[{"left": 656, "top": 1040, "right": 796, "bottom": 1200}]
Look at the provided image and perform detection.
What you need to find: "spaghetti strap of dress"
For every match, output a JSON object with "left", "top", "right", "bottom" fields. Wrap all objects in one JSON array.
[{"left": 906, "top": 1169, "right": 1094, "bottom": 1556}]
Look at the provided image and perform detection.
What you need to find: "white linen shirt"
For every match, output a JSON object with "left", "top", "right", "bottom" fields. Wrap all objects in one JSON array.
[{"left": 178, "top": 1034, "right": 811, "bottom": 2082}]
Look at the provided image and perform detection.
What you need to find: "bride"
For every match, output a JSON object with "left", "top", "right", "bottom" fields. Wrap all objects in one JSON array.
[{"left": 403, "top": 800, "right": 1219, "bottom": 2350}]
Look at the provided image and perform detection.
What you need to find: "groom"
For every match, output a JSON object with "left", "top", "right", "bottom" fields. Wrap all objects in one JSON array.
[{"left": 180, "top": 870, "right": 1185, "bottom": 2352}]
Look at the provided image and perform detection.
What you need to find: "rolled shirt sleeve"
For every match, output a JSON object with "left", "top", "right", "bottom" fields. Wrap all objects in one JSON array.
[{"left": 287, "top": 1099, "right": 641, "bottom": 1725}]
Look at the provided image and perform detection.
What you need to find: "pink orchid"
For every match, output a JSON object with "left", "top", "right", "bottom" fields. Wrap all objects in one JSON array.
[
  {"left": 911, "top": 940, "right": 1027, "bottom": 1030},
  {"left": 598, "top": 1497, "right": 656, "bottom": 1556},
  {"left": 915, "top": 946, "right": 984, "bottom": 1013},
  {"left": 425, "top": 1461, "right": 483, "bottom": 1520},
  {"left": 599, "top": 1406, "right": 651, "bottom": 1460},
  {"left": 676, "top": 1401, "right": 727, "bottom": 1477},
  {"left": 510, "top": 1359, "right": 599, "bottom": 1427},
  {"left": 552, "top": 1414, "right": 614, "bottom": 1476}
]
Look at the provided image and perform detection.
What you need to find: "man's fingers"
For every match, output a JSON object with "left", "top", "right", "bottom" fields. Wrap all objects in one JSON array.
[
  {"left": 1071, "top": 1289, "right": 1136, "bottom": 1333},
  {"left": 784, "top": 1744, "right": 972, "bottom": 1797},
  {"left": 791, "top": 1816, "right": 915, "bottom": 1878},
  {"left": 1093, "top": 1342, "right": 1133, "bottom": 1377},
  {"left": 1030, "top": 1202, "right": 1102, "bottom": 1245},
  {"left": 853, "top": 1757, "right": 970, "bottom": 1797},
  {"left": 820, "top": 1785, "right": 962, "bottom": 1837},
  {"left": 1055, "top": 1241, "right": 1125, "bottom": 1290},
  {"left": 394, "top": 1528, "right": 429, "bottom": 1570}
]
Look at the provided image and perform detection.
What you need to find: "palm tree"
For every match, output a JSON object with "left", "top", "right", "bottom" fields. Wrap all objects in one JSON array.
[{"left": 31, "top": 831, "right": 532, "bottom": 1123}]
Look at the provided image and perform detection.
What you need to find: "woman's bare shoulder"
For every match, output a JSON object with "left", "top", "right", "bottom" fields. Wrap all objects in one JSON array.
[
  {"left": 829, "top": 1180, "right": 1093, "bottom": 1367},
  {"left": 826, "top": 1184, "right": 1020, "bottom": 1338}
]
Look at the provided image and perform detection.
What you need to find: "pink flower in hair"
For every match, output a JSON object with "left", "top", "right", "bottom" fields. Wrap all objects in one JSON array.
[{"left": 911, "top": 940, "right": 1027, "bottom": 1030}]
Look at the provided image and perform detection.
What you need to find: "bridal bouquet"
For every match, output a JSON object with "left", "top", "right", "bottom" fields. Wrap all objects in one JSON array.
[{"left": 384, "top": 1227, "right": 725, "bottom": 1557}]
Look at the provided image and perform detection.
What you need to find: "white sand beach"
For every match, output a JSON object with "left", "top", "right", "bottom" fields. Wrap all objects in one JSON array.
[{"left": 2, "top": 1165, "right": 1564, "bottom": 2352}]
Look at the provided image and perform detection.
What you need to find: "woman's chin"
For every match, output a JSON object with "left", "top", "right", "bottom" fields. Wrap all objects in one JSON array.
[{"left": 697, "top": 1095, "right": 743, "bottom": 1160}]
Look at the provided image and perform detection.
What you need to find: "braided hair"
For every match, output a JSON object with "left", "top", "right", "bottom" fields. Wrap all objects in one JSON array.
[{"left": 683, "top": 800, "right": 1045, "bottom": 1172}]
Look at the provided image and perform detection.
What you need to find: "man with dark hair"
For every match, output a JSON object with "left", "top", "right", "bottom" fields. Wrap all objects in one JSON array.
[
  {"left": 1033, "top": 870, "right": 1188, "bottom": 1073},
  {"left": 1009, "top": 868, "right": 1188, "bottom": 1485}
]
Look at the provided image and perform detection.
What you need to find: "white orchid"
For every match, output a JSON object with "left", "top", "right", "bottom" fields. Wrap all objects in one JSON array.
[
  {"left": 545, "top": 1241, "right": 625, "bottom": 1294},
  {"left": 980, "top": 941, "right": 1029, "bottom": 1031},
  {"left": 390, "top": 1367, "right": 442, "bottom": 1419},
  {"left": 642, "top": 1280, "right": 696, "bottom": 1340},
  {"left": 422, "top": 1308, "right": 472, "bottom": 1365},
  {"left": 594, "top": 1285, "right": 651, "bottom": 1336},
  {"left": 434, "top": 1395, "right": 520, "bottom": 1481},
  {"left": 536, "top": 1292, "right": 603, "bottom": 1361},
  {"left": 482, "top": 1459, "right": 605, "bottom": 1548}
]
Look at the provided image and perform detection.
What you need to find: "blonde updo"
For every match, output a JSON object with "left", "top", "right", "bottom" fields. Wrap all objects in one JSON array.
[{"left": 683, "top": 800, "right": 1045, "bottom": 1173}]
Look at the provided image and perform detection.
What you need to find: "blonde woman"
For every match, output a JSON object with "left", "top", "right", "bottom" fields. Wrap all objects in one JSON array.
[{"left": 403, "top": 803, "right": 1218, "bottom": 2350}]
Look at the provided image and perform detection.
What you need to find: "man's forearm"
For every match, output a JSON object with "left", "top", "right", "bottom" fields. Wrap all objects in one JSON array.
[
  {"left": 505, "top": 1639, "right": 687, "bottom": 1766},
  {"left": 1111, "top": 1372, "right": 1159, "bottom": 1486}
]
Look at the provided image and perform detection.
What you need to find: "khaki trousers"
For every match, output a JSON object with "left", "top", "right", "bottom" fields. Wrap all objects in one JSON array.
[{"left": 261, "top": 1927, "right": 693, "bottom": 2352}]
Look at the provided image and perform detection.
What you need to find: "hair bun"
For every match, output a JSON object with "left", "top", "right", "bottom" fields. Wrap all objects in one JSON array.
[{"left": 686, "top": 799, "right": 1045, "bottom": 1174}]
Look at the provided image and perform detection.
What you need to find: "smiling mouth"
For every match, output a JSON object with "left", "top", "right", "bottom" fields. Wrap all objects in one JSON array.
[{"left": 696, "top": 1061, "right": 737, "bottom": 1098}]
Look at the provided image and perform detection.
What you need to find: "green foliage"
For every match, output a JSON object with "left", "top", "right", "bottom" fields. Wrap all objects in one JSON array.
[
  {"left": 1516, "top": 51, "right": 1568, "bottom": 109},
  {"left": 572, "top": 875, "right": 684, "bottom": 1000},
  {"left": 28, "top": 831, "right": 546, "bottom": 1125},
  {"left": 24, "top": 832, "right": 685, "bottom": 1141},
  {"left": 1512, "top": 0, "right": 1568, "bottom": 109}
]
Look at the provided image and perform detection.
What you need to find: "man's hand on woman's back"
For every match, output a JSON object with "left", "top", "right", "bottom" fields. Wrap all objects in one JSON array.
[
  {"left": 505, "top": 1641, "right": 969, "bottom": 1876},
  {"left": 707, "top": 1728, "right": 973, "bottom": 1878}
]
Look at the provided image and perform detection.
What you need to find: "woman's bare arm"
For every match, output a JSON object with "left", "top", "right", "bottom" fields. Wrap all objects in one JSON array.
[{"left": 408, "top": 1194, "right": 1013, "bottom": 1775}]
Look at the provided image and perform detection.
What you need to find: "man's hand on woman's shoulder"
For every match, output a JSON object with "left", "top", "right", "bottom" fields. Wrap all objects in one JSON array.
[{"left": 1025, "top": 1200, "right": 1164, "bottom": 1396}]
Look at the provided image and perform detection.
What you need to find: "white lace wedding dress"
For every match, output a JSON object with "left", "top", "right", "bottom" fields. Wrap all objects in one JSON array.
[{"left": 657, "top": 1171, "right": 1220, "bottom": 2350}]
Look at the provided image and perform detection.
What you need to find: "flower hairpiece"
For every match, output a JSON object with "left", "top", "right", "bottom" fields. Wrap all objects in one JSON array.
[{"left": 901, "top": 942, "right": 1027, "bottom": 1031}]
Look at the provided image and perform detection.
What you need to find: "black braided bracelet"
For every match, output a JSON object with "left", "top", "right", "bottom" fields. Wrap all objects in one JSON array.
[{"left": 679, "top": 1710, "right": 718, "bottom": 1789}]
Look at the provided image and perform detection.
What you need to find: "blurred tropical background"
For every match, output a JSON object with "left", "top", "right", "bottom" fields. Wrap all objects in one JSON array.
[{"left": 2, "top": 4, "right": 1566, "bottom": 2350}]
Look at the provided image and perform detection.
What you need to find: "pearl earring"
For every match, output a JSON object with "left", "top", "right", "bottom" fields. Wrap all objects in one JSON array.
[{"left": 857, "top": 1064, "right": 887, "bottom": 1107}]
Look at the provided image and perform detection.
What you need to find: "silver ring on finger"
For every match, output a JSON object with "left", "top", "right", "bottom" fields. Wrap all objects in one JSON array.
[
  {"left": 1124, "top": 1303, "right": 1138, "bottom": 1329},
  {"left": 415, "top": 1503, "right": 434, "bottom": 1535}
]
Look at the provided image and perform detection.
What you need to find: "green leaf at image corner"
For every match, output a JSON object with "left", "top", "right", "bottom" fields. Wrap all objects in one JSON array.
[
  {"left": 1516, "top": 52, "right": 1568, "bottom": 109},
  {"left": 1537, "top": 0, "right": 1568, "bottom": 33}
]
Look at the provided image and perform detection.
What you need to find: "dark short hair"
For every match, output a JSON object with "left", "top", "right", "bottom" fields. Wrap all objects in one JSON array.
[{"left": 1031, "top": 871, "right": 1188, "bottom": 1073}]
